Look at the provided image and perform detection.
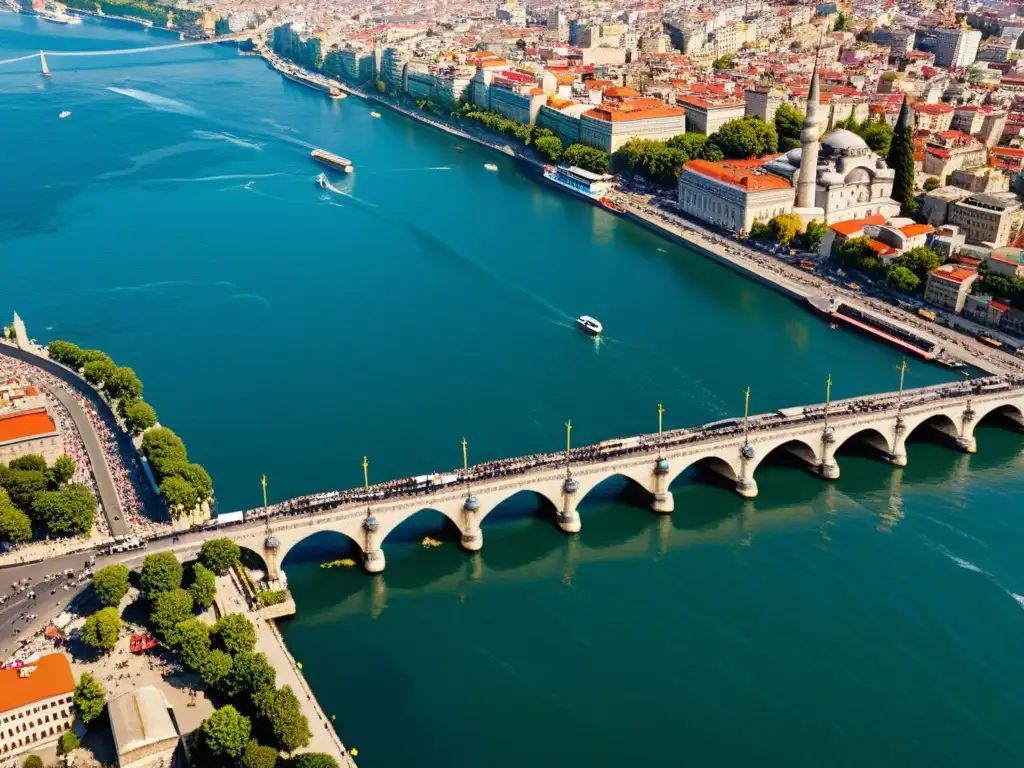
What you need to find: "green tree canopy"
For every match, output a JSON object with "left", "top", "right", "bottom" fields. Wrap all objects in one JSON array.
[
  {"left": 897, "top": 246, "right": 943, "bottom": 282},
  {"left": 150, "top": 588, "right": 194, "bottom": 643},
  {"left": 83, "top": 358, "right": 117, "bottom": 386},
  {"left": 709, "top": 116, "right": 779, "bottom": 159},
  {"left": 202, "top": 705, "right": 251, "bottom": 760},
  {"left": 242, "top": 739, "right": 279, "bottom": 768},
  {"left": 48, "top": 455, "right": 76, "bottom": 488},
  {"left": 189, "top": 562, "right": 217, "bottom": 609},
  {"left": 859, "top": 120, "right": 893, "bottom": 156},
  {"left": 160, "top": 475, "right": 199, "bottom": 516},
  {"left": 142, "top": 428, "right": 188, "bottom": 473},
  {"left": 9, "top": 455, "right": 46, "bottom": 473},
  {"left": 834, "top": 11, "right": 846, "bottom": 30},
  {"left": 214, "top": 613, "right": 257, "bottom": 656},
  {"left": 122, "top": 398, "right": 158, "bottom": 434},
  {"left": 201, "top": 648, "right": 234, "bottom": 689},
  {"left": 32, "top": 484, "right": 96, "bottom": 537},
  {"left": 773, "top": 102, "right": 803, "bottom": 152},
  {"left": 92, "top": 564, "right": 131, "bottom": 607},
  {"left": 74, "top": 672, "right": 107, "bottom": 724},
  {"left": 58, "top": 730, "right": 80, "bottom": 755},
  {"left": 141, "top": 551, "right": 183, "bottom": 595},
  {"left": 712, "top": 53, "right": 735, "bottom": 70},
  {"left": 200, "top": 538, "right": 241, "bottom": 574},
  {"left": 80, "top": 607, "right": 121, "bottom": 652},
  {"left": 0, "top": 488, "right": 32, "bottom": 544},
  {"left": 801, "top": 220, "right": 828, "bottom": 252},
  {"left": 78, "top": 349, "right": 113, "bottom": 368},
  {"left": 106, "top": 366, "right": 142, "bottom": 400},
  {"left": 254, "top": 685, "right": 311, "bottom": 753},
  {"left": 561, "top": 143, "right": 610, "bottom": 174},
  {"left": 834, "top": 235, "right": 875, "bottom": 269},
  {"left": 771, "top": 213, "right": 804, "bottom": 245},
  {"left": 923, "top": 176, "right": 940, "bottom": 191},
  {"left": 290, "top": 754, "right": 341, "bottom": 768},
  {"left": 48, "top": 340, "right": 84, "bottom": 368},
  {"left": 534, "top": 133, "right": 563, "bottom": 161},
  {"left": 223, "top": 651, "right": 276, "bottom": 700},
  {"left": 0, "top": 467, "right": 47, "bottom": 512},
  {"left": 170, "top": 463, "right": 213, "bottom": 503},
  {"left": 887, "top": 264, "right": 921, "bottom": 294},
  {"left": 21, "top": 756, "right": 44, "bottom": 768},
  {"left": 176, "top": 617, "right": 212, "bottom": 671}
]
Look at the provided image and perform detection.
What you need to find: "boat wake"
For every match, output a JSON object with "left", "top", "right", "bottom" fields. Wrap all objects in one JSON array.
[
  {"left": 318, "top": 176, "right": 377, "bottom": 207},
  {"left": 230, "top": 293, "right": 270, "bottom": 306},
  {"left": 107, "top": 86, "right": 201, "bottom": 116},
  {"left": 192, "top": 130, "right": 264, "bottom": 151},
  {"left": 157, "top": 173, "right": 282, "bottom": 184},
  {"left": 921, "top": 535, "right": 1024, "bottom": 610}
]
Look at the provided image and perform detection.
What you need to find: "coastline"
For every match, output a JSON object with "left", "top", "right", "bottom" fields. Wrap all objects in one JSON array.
[{"left": 257, "top": 49, "right": 1019, "bottom": 376}]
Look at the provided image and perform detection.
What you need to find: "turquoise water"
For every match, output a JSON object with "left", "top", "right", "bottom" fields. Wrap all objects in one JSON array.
[{"left": 4, "top": 15, "right": 1024, "bottom": 766}]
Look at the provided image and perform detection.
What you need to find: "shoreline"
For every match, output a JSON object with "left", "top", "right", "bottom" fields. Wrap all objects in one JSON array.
[{"left": 256, "top": 49, "right": 1019, "bottom": 376}]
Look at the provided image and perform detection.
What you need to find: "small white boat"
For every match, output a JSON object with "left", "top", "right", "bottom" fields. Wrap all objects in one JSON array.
[
  {"left": 59, "top": 111, "right": 71, "bottom": 119},
  {"left": 370, "top": 111, "right": 381, "bottom": 118},
  {"left": 576, "top": 316, "right": 603, "bottom": 336},
  {"left": 316, "top": 173, "right": 328, "bottom": 188},
  {"left": 484, "top": 163, "right": 498, "bottom": 172}
]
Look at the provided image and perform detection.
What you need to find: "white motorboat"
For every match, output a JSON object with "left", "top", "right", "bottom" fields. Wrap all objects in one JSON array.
[
  {"left": 484, "top": 163, "right": 498, "bottom": 171},
  {"left": 59, "top": 111, "right": 71, "bottom": 119},
  {"left": 316, "top": 173, "right": 328, "bottom": 187},
  {"left": 576, "top": 316, "right": 603, "bottom": 336},
  {"left": 370, "top": 111, "right": 382, "bottom": 118}
]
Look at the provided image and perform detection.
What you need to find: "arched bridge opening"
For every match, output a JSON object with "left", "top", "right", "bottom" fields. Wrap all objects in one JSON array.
[
  {"left": 378, "top": 509, "right": 467, "bottom": 587},
  {"left": 754, "top": 439, "right": 819, "bottom": 475},
  {"left": 578, "top": 473, "right": 651, "bottom": 512},
  {"left": 669, "top": 456, "right": 737, "bottom": 493},
  {"left": 906, "top": 413, "right": 961, "bottom": 448},
  {"left": 479, "top": 490, "right": 563, "bottom": 572},
  {"left": 380, "top": 508, "right": 463, "bottom": 547},
  {"left": 835, "top": 428, "right": 893, "bottom": 463},
  {"left": 281, "top": 530, "right": 361, "bottom": 569},
  {"left": 977, "top": 403, "right": 1024, "bottom": 432},
  {"left": 480, "top": 490, "right": 560, "bottom": 528},
  {"left": 577, "top": 474, "right": 655, "bottom": 550}
]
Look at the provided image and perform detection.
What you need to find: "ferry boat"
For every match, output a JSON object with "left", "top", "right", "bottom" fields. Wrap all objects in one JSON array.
[
  {"left": 311, "top": 149, "right": 353, "bottom": 174},
  {"left": 31, "top": 8, "right": 82, "bottom": 24},
  {"left": 484, "top": 163, "right": 498, "bottom": 171},
  {"left": 543, "top": 164, "right": 616, "bottom": 206},
  {"left": 576, "top": 316, "right": 603, "bottom": 336},
  {"left": 806, "top": 295, "right": 939, "bottom": 360}
]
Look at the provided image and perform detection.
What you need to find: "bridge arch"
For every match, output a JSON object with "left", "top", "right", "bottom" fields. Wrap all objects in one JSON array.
[
  {"left": 750, "top": 437, "right": 821, "bottom": 475},
  {"left": 904, "top": 411, "right": 961, "bottom": 442},
  {"left": 668, "top": 453, "right": 740, "bottom": 488},
  {"left": 376, "top": 506, "right": 466, "bottom": 545},
  {"left": 478, "top": 487, "right": 562, "bottom": 526},
  {"left": 834, "top": 426, "right": 895, "bottom": 458},
  {"left": 576, "top": 471, "right": 652, "bottom": 510},
  {"left": 975, "top": 401, "right": 1024, "bottom": 428},
  {"left": 276, "top": 528, "right": 365, "bottom": 573}
]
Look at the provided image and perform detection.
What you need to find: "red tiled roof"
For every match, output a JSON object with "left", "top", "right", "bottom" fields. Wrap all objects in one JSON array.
[
  {"left": 991, "top": 300, "right": 1012, "bottom": 311},
  {"left": 0, "top": 655, "right": 75, "bottom": 713},
  {"left": 900, "top": 223, "right": 935, "bottom": 237},
  {"left": 867, "top": 238, "right": 897, "bottom": 256},
  {"left": 683, "top": 157, "right": 792, "bottom": 192},
  {"left": 829, "top": 214, "right": 887, "bottom": 236},
  {"left": 0, "top": 409, "right": 57, "bottom": 444},
  {"left": 929, "top": 265, "right": 976, "bottom": 283},
  {"left": 584, "top": 99, "right": 686, "bottom": 122},
  {"left": 914, "top": 103, "right": 954, "bottom": 115}
]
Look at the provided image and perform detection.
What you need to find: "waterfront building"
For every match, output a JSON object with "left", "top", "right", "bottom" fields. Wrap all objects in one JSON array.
[
  {"left": 933, "top": 27, "right": 982, "bottom": 69},
  {"left": 948, "top": 194, "right": 1024, "bottom": 247},
  {"left": 677, "top": 157, "right": 796, "bottom": 233},
  {"left": 678, "top": 95, "right": 746, "bottom": 136},
  {"left": 0, "top": 406, "right": 62, "bottom": 465},
  {"left": 108, "top": 687, "right": 179, "bottom": 768},
  {"left": 578, "top": 88, "right": 686, "bottom": 153},
  {"left": 536, "top": 99, "right": 586, "bottom": 145},
  {"left": 744, "top": 86, "right": 787, "bottom": 123},
  {"left": 924, "top": 264, "right": 978, "bottom": 312},
  {"left": 0, "top": 655, "right": 75, "bottom": 759},
  {"left": 380, "top": 46, "right": 411, "bottom": 90},
  {"left": 922, "top": 131, "right": 987, "bottom": 181}
]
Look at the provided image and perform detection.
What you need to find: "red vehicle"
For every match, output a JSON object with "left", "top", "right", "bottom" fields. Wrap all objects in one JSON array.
[{"left": 130, "top": 633, "right": 159, "bottom": 654}]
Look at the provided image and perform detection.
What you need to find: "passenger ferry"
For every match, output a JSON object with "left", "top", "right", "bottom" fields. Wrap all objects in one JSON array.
[
  {"left": 542, "top": 165, "right": 617, "bottom": 207},
  {"left": 311, "top": 149, "right": 353, "bottom": 174},
  {"left": 576, "top": 316, "right": 603, "bottom": 336}
]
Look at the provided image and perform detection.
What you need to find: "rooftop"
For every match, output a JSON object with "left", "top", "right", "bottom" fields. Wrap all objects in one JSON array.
[
  {"left": 930, "top": 264, "right": 977, "bottom": 283},
  {"left": 584, "top": 99, "right": 686, "bottom": 123},
  {"left": 0, "top": 408, "right": 57, "bottom": 445},
  {"left": 0, "top": 654, "right": 75, "bottom": 713},
  {"left": 683, "top": 157, "right": 792, "bottom": 192},
  {"left": 109, "top": 686, "right": 179, "bottom": 759},
  {"left": 829, "top": 214, "right": 887, "bottom": 236}
]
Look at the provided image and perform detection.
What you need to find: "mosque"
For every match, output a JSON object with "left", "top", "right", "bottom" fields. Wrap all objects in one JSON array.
[{"left": 677, "top": 67, "right": 901, "bottom": 233}]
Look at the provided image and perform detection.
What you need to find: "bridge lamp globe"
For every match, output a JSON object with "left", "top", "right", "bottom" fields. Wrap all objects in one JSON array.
[
  {"left": 363, "top": 516, "right": 379, "bottom": 532},
  {"left": 741, "top": 444, "right": 755, "bottom": 460},
  {"left": 563, "top": 477, "right": 579, "bottom": 494},
  {"left": 463, "top": 495, "right": 480, "bottom": 512},
  {"left": 264, "top": 535, "right": 280, "bottom": 551},
  {"left": 654, "top": 458, "right": 670, "bottom": 475}
]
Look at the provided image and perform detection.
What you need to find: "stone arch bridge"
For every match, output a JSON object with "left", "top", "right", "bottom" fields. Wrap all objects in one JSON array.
[{"left": 156, "top": 381, "right": 1024, "bottom": 577}]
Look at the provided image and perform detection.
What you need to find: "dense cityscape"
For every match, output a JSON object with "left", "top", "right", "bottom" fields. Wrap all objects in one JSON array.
[{"left": 5, "top": 0, "right": 1024, "bottom": 765}]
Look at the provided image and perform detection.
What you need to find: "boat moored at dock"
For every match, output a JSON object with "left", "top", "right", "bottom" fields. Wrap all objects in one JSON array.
[
  {"left": 807, "top": 295, "right": 940, "bottom": 361},
  {"left": 311, "top": 149, "right": 353, "bottom": 174},
  {"left": 543, "top": 165, "right": 618, "bottom": 210}
]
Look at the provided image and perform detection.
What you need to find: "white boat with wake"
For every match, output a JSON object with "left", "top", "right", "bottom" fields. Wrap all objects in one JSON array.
[{"left": 576, "top": 316, "right": 603, "bottom": 336}]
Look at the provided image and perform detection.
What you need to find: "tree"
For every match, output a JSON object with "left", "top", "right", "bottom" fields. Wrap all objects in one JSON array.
[
  {"left": 58, "top": 730, "right": 81, "bottom": 755},
  {"left": 200, "top": 538, "right": 241, "bottom": 574},
  {"left": 255, "top": 685, "right": 311, "bottom": 752},
  {"left": 242, "top": 739, "right": 279, "bottom": 768},
  {"left": 887, "top": 98, "right": 918, "bottom": 216},
  {"left": 80, "top": 607, "right": 121, "bottom": 652},
  {"left": 0, "top": 488, "right": 32, "bottom": 544},
  {"left": 21, "top": 757, "right": 44, "bottom": 768},
  {"left": 170, "top": 463, "right": 213, "bottom": 503},
  {"left": 834, "top": 236, "right": 875, "bottom": 269},
  {"left": 142, "top": 428, "right": 188, "bottom": 473},
  {"left": 0, "top": 468, "right": 47, "bottom": 512},
  {"left": 801, "top": 220, "right": 828, "bottom": 252},
  {"left": 515, "top": 37, "right": 526, "bottom": 50},
  {"left": 712, "top": 53, "right": 735, "bottom": 70},
  {"left": 92, "top": 564, "right": 131, "bottom": 607},
  {"left": 375, "top": 79, "right": 386, "bottom": 93},
  {"left": 48, "top": 455, "right": 76, "bottom": 488},
  {"left": 74, "top": 672, "right": 107, "bottom": 724},
  {"left": 189, "top": 562, "right": 217, "bottom": 609},
  {"left": 750, "top": 219, "right": 774, "bottom": 239},
  {"left": 534, "top": 134, "right": 563, "bottom": 161},
  {"left": 887, "top": 264, "right": 921, "bottom": 294},
  {"left": 32, "top": 484, "right": 96, "bottom": 537},
  {"left": 834, "top": 11, "right": 847, "bottom": 31},
  {"left": 160, "top": 475, "right": 199, "bottom": 516},
  {"left": 149, "top": 588, "right": 194, "bottom": 643},
  {"left": 897, "top": 246, "right": 943, "bottom": 282},
  {"left": 858, "top": 120, "right": 893, "bottom": 157},
  {"left": 774, "top": 102, "right": 803, "bottom": 152},
  {"left": 709, "top": 117, "right": 779, "bottom": 159},
  {"left": 202, "top": 705, "right": 251, "bottom": 760},
  {"left": 923, "top": 176, "right": 940, "bottom": 192},
  {"left": 122, "top": 398, "right": 157, "bottom": 434},
  {"left": 666, "top": 131, "right": 715, "bottom": 161},
  {"left": 141, "top": 552, "right": 183, "bottom": 595},
  {"left": 561, "top": 143, "right": 610, "bottom": 174},
  {"left": 290, "top": 754, "right": 340, "bottom": 768},
  {"left": 9, "top": 455, "right": 46, "bottom": 473},
  {"left": 223, "top": 651, "right": 276, "bottom": 700},
  {"left": 176, "top": 617, "right": 212, "bottom": 671},
  {"left": 78, "top": 350, "right": 113, "bottom": 368},
  {"left": 48, "top": 340, "right": 84, "bottom": 368},
  {"left": 201, "top": 648, "right": 234, "bottom": 689},
  {"left": 214, "top": 613, "right": 257, "bottom": 656},
  {"left": 82, "top": 358, "right": 117, "bottom": 386},
  {"left": 771, "top": 213, "right": 804, "bottom": 245},
  {"left": 106, "top": 366, "right": 142, "bottom": 400}
]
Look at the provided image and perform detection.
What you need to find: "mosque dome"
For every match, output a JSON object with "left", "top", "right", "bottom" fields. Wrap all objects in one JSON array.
[
  {"left": 784, "top": 147, "right": 803, "bottom": 166},
  {"left": 822, "top": 129, "right": 868, "bottom": 152},
  {"left": 845, "top": 167, "right": 873, "bottom": 184}
]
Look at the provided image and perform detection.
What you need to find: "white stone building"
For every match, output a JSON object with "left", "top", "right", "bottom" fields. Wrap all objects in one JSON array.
[{"left": 0, "top": 655, "right": 76, "bottom": 759}]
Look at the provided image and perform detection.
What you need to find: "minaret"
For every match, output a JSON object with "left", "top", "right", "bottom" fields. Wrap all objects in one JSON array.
[{"left": 795, "top": 65, "right": 820, "bottom": 210}]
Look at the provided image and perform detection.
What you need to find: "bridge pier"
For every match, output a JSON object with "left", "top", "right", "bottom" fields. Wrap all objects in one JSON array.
[
  {"left": 363, "top": 548, "right": 386, "bottom": 573},
  {"left": 651, "top": 458, "right": 674, "bottom": 513},
  {"left": 461, "top": 495, "right": 483, "bottom": 551},
  {"left": 815, "top": 460, "right": 840, "bottom": 480},
  {"left": 956, "top": 436, "right": 977, "bottom": 453},
  {"left": 735, "top": 477, "right": 758, "bottom": 498},
  {"left": 558, "top": 476, "right": 581, "bottom": 533}
]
